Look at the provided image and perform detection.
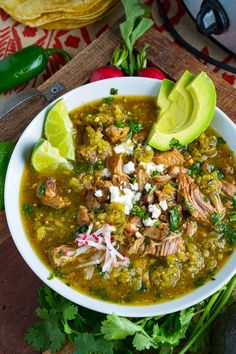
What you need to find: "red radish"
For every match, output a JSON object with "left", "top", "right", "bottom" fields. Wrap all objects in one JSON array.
[
  {"left": 90, "top": 65, "right": 124, "bottom": 82},
  {"left": 138, "top": 67, "right": 166, "bottom": 80}
]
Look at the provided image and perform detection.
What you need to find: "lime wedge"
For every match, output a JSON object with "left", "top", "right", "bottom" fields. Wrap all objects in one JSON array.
[
  {"left": 31, "top": 138, "right": 72, "bottom": 173},
  {"left": 44, "top": 99, "right": 75, "bottom": 160}
]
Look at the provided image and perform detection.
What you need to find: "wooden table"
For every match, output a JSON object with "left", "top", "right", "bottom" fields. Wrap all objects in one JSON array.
[{"left": 0, "top": 25, "right": 236, "bottom": 353}]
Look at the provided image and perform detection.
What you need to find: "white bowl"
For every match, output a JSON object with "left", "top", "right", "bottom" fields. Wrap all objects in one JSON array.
[{"left": 5, "top": 77, "right": 236, "bottom": 317}]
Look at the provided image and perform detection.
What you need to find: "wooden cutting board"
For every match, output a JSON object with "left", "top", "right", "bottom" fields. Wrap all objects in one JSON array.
[{"left": 0, "top": 24, "right": 236, "bottom": 354}]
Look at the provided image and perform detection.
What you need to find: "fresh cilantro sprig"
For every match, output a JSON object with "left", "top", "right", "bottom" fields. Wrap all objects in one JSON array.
[
  {"left": 25, "top": 275, "right": 236, "bottom": 354},
  {"left": 111, "top": 0, "right": 154, "bottom": 75},
  {"left": 114, "top": 119, "right": 144, "bottom": 137},
  {"left": 73, "top": 161, "right": 104, "bottom": 175},
  {"left": 131, "top": 204, "right": 148, "bottom": 219},
  {"left": 169, "top": 205, "right": 181, "bottom": 230}
]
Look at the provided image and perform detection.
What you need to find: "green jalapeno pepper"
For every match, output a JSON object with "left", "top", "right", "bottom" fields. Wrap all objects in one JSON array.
[{"left": 0, "top": 45, "right": 71, "bottom": 93}]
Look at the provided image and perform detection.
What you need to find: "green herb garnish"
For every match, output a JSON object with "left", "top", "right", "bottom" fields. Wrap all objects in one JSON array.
[
  {"left": 153, "top": 170, "right": 161, "bottom": 176},
  {"left": 131, "top": 204, "right": 148, "bottom": 219},
  {"left": 111, "top": 0, "right": 153, "bottom": 76},
  {"left": 169, "top": 138, "right": 182, "bottom": 149},
  {"left": 230, "top": 213, "right": 236, "bottom": 222},
  {"left": 38, "top": 183, "right": 47, "bottom": 196},
  {"left": 73, "top": 161, "right": 104, "bottom": 175},
  {"left": 149, "top": 184, "right": 157, "bottom": 196},
  {"left": 75, "top": 224, "right": 88, "bottom": 234},
  {"left": 22, "top": 202, "right": 33, "bottom": 218},
  {"left": 216, "top": 136, "right": 226, "bottom": 146},
  {"left": 169, "top": 205, "right": 180, "bottom": 230},
  {"left": 213, "top": 167, "right": 224, "bottom": 179},
  {"left": 114, "top": 121, "right": 125, "bottom": 128},
  {"left": 110, "top": 88, "right": 118, "bottom": 95},
  {"left": 127, "top": 119, "right": 144, "bottom": 136},
  {"left": 25, "top": 276, "right": 236, "bottom": 354},
  {"left": 103, "top": 96, "right": 114, "bottom": 104},
  {"left": 187, "top": 162, "right": 201, "bottom": 176},
  {"left": 211, "top": 213, "right": 221, "bottom": 227}
]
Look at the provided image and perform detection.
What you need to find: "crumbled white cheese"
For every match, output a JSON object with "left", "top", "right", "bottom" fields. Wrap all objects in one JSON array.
[
  {"left": 94, "top": 189, "right": 103, "bottom": 197},
  {"left": 148, "top": 204, "right": 161, "bottom": 219},
  {"left": 143, "top": 218, "right": 157, "bottom": 227},
  {"left": 123, "top": 161, "right": 135, "bottom": 174},
  {"left": 109, "top": 185, "right": 141, "bottom": 215},
  {"left": 133, "top": 192, "right": 141, "bottom": 203},
  {"left": 102, "top": 168, "right": 110, "bottom": 178},
  {"left": 114, "top": 139, "right": 134, "bottom": 155},
  {"left": 140, "top": 162, "right": 165, "bottom": 175},
  {"left": 155, "top": 164, "right": 164, "bottom": 173},
  {"left": 159, "top": 200, "right": 168, "bottom": 211},
  {"left": 135, "top": 231, "right": 143, "bottom": 238},
  {"left": 144, "top": 183, "right": 152, "bottom": 192},
  {"left": 130, "top": 182, "right": 139, "bottom": 191}
]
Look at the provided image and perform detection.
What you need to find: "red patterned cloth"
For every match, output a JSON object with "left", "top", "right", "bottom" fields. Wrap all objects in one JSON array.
[{"left": 0, "top": 0, "right": 235, "bottom": 105}]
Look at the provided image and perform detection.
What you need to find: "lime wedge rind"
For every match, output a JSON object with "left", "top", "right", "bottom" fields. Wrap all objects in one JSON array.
[
  {"left": 31, "top": 138, "right": 72, "bottom": 173},
  {"left": 44, "top": 99, "right": 75, "bottom": 161}
]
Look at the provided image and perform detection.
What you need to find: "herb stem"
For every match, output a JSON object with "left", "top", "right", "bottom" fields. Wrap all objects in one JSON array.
[{"left": 179, "top": 275, "right": 236, "bottom": 354}]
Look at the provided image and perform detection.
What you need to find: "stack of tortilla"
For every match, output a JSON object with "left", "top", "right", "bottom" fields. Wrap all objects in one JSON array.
[{"left": 0, "top": 0, "right": 120, "bottom": 29}]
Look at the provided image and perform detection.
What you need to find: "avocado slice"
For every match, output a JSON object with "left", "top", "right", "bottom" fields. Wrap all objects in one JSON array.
[
  {"left": 147, "top": 71, "right": 216, "bottom": 151},
  {"left": 157, "top": 79, "right": 175, "bottom": 111}
]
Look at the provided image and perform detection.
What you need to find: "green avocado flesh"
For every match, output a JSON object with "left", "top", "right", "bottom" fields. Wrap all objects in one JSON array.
[
  {"left": 147, "top": 70, "right": 216, "bottom": 151},
  {"left": 157, "top": 79, "right": 175, "bottom": 110}
]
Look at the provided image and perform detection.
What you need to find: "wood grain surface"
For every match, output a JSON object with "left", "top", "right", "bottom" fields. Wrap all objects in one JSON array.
[{"left": 0, "top": 26, "right": 235, "bottom": 353}]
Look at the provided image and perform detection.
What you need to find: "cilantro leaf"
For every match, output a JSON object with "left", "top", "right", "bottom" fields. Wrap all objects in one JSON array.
[
  {"left": 110, "top": 88, "right": 118, "bottom": 95},
  {"left": 131, "top": 204, "right": 148, "bottom": 219},
  {"left": 74, "top": 332, "right": 114, "bottom": 354},
  {"left": 211, "top": 213, "right": 221, "bottom": 227},
  {"left": 133, "top": 332, "right": 154, "bottom": 350},
  {"left": 187, "top": 162, "right": 201, "bottom": 176},
  {"left": 73, "top": 161, "right": 104, "bottom": 175},
  {"left": 213, "top": 167, "right": 224, "bottom": 179},
  {"left": 169, "top": 206, "right": 180, "bottom": 230},
  {"left": 169, "top": 138, "right": 182, "bottom": 150},
  {"left": 153, "top": 307, "right": 195, "bottom": 347},
  {"left": 101, "top": 314, "right": 141, "bottom": 340},
  {"left": 103, "top": 96, "right": 114, "bottom": 104},
  {"left": 127, "top": 119, "right": 144, "bottom": 136},
  {"left": 22, "top": 202, "right": 33, "bottom": 218},
  {"left": 24, "top": 320, "right": 65, "bottom": 352},
  {"left": 216, "top": 136, "right": 226, "bottom": 146}
]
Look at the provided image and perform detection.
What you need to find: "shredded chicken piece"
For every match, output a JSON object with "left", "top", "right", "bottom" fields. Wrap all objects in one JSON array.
[
  {"left": 77, "top": 206, "right": 90, "bottom": 225},
  {"left": 136, "top": 166, "right": 149, "bottom": 191},
  {"left": 155, "top": 183, "right": 176, "bottom": 203},
  {"left": 112, "top": 154, "right": 130, "bottom": 187},
  {"left": 129, "top": 233, "right": 183, "bottom": 257},
  {"left": 50, "top": 245, "right": 77, "bottom": 268},
  {"left": 36, "top": 177, "right": 71, "bottom": 209},
  {"left": 152, "top": 175, "right": 172, "bottom": 183},
  {"left": 105, "top": 125, "right": 129, "bottom": 144},
  {"left": 142, "top": 222, "right": 169, "bottom": 240},
  {"left": 178, "top": 173, "right": 216, "bottom": 224},
  {"left": 153, "top": 148, "right": 184, "bottom": 168},
  {"left": 221, "top": 180, "right": 236, "bottom": 197},
  {"left": 209, "top": 192, "right": 225, "bottom": 217},
  {"left": 124, "top": 216, "right": 142, "bottom": 236},
  {"left": 185, "top": 220, "right": 197, "bottom": 237},
  {"left": 85, "top": 190, "right": 101, "bottom": 209},
  {"left": 168, "top": 166, "right": 188, "bottom": 177}
]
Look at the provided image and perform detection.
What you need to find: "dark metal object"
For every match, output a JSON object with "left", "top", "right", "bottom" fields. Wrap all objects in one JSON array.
[
  {"left": 156, "top": 0, "right": 236, "bottom": 74},
  {"left": 196, "top": 0, "right": 229, "bottom": 36},
  {"left": 0, "top": 81, "right": 65, "bottom": 120}
]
